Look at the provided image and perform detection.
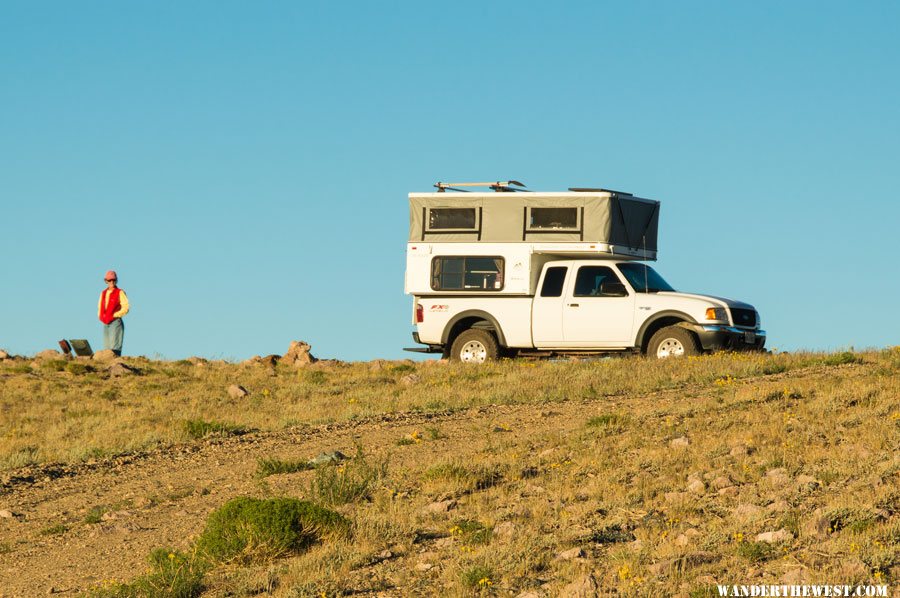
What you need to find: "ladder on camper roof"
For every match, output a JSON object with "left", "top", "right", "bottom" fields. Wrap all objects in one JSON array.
[{"left": 435, "top": 181, "right": 527, "bottom": 192}]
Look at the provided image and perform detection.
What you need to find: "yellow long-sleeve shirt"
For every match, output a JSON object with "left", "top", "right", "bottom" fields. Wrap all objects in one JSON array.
[{"left": 98, "top": 289, "right": 130, "bottom": 320}]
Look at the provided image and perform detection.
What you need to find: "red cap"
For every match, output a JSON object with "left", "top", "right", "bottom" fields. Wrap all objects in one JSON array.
[{"left": 105, "top": 270, "right": 118, "bottom": 281}]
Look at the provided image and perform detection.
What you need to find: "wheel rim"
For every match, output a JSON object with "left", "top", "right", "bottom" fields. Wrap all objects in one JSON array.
[
  {"left": 459, "top": 340, "right": 488, "bottom": 363},
  {"left": 656, "top": 338, "right": 685, "bottom": 358}
]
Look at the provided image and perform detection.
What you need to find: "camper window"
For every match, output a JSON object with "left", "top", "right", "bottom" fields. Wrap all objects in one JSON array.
[
  {"left": 431, "top": 256, "right": 504, "bottom": 291},
  {"left": 428, "top": 208, "right": 478, "bottom": 231},
  {"left": 528, "top": 207, "right": 579, "bottom": 230}
]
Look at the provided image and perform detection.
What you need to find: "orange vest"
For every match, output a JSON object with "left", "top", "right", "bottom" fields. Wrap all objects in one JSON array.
[{"left": 99, "top": 287, "right": 122, "bottom": 324}]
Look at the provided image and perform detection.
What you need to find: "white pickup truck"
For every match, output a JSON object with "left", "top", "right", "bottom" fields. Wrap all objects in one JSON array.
[
  {"left": 403, "top": 183, "right": 765, "bottom": 362},
  {"left": 409, "top": 258, "right": 765, "bottom": 362}
]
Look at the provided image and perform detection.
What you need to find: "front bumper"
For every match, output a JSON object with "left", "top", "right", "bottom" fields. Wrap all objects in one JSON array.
[{"left": 692, "top": 325, "right": 766, "bottom": 352}]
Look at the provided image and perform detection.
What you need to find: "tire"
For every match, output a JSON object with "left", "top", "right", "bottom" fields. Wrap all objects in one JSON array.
[
  {"left": 449, "top": 329, "right": 499, "bottom": 364},
  {"left": 647, "top": 325, "right": 700, "bottom": 359}
]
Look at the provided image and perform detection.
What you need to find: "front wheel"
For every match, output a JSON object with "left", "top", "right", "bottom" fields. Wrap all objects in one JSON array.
[
  {"left": 647, "top": 326, "right": 700, "bottom": 359},
  {"left": 449, "top": 329, "right": 499, "bottom": 364}
]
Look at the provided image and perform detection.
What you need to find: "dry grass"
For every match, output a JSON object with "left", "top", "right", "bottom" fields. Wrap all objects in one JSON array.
[{"left": 3, "top": 347, "right": 900, "bottom": 595}]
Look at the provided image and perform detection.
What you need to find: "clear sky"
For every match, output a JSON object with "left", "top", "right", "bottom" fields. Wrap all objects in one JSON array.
[{"left": 2, "top": 1, "right": 898, "bottom": 361}]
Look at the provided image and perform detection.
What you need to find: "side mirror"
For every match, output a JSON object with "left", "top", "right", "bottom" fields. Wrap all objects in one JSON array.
[{"left": 600, "top": 280, "right": 628, "bottom": 297}]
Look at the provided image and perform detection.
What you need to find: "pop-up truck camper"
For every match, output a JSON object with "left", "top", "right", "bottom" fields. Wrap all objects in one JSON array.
[{"left": 404, "top": 181, "right": 765, "bottom": 362}]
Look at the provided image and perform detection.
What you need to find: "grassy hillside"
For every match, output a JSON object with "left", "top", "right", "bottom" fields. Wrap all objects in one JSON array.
[{"left": 0, "top": 349, "right": 898, "bottom": 596}]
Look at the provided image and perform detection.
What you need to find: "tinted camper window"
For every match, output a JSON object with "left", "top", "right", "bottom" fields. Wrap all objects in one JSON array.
[
  {"left": 431, "top": 257, "right": 504, "bottom": 291},
  {"left": 428, "top": 208, "right": 477, "bottom": 230},
  {"left": 528, "top": 207, "right": 578, "bottom": 230}
]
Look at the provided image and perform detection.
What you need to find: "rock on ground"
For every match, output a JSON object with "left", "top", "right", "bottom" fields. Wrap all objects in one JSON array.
[
  {"left": 755, "top": 529, "right": 794, "bottom": 543},
  {"left": 108, "top": 362, "right": 138, "bottom": 377},
  {"left": 227, "top": 384, "right": 250, "bottom": 399},
  {"left": 558, "top": 573, "right": 599, "bottom": 598},
  {"left": 281, "top": 340, "right": 317, "bottom": 367},
  {"left": 0, "top": 349, "right": 9, "bottom": 360},
  {"left": 92, "top": 350, "right": 118, "bottom": 362},
  {"left": 33, "top": 349, "right": 61, "bottom": 360}
]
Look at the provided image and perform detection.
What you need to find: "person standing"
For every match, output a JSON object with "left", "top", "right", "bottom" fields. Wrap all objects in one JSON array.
[{"left": 98, "top": 270, "right": 130, "bottom": 356}]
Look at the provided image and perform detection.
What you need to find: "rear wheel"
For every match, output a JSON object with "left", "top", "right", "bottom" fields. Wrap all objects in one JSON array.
[
  {"left": 647, "top": 326, "right": 700, "bottom": 359},
  {"left": 450, "top": 329, "right": 499, "bottom": 364}
]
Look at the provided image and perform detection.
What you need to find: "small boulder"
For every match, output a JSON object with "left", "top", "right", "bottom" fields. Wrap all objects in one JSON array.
[
  {"left": 415, "top": 561, "right": 434, "bottom": 572},
  {"left": 558, "top": 573, "right": 599, "bottom": 598},
  {"left": 0, "top": 349, "right": 9, "bottom": 360},
  {"left": 755, "top": 529, "right": 793, "bottom": 543},
  {"left": 0, "top": 509, "right": 17, "bottom": 519},
  {"left": 421, "top": 499, "right": 456, "bottom": 514},
  {"left": 712, "top": 476, "right": 733, "bottom": 490},
  {"left": 732, "top": 504, "right": 766, "bottom": 521},
  {"left": 555, "top": 547, "right": 585, "bottom": 561},
  {"left": 309, "top": 451, "right": 348, "bottom": 466},
  {"left": 492, "top": 521, "right": 517, "bottom": 541},
  {"left": 669, "top": 436, "right": 690, "bottom": 449},
  {"left": 765, "top": 468, "right": 791, "bottom": 488},
  {"left": 687, "top": 479, "right": 706, "bottom": 494},
  {"left": 187, "top": 357, "right": 208, "bottom": 365},
  {"left": 717, "top": 485, "right": 740, "bottom": 497},
  {"left": 674, "top": 528, "right": 701, "bottom": 546},
  {"left": 281, "top": 340, "right": 317, "bottom": 367},
  {"left": 34, "top": 349, "right": 61, "bottom": 360},
  {"left": 802, "top": 508, "right": 831, "bottom": 538},
  {"left": 664, "top": 491, "right": 690, "bottom": 503},
  {"left": 227, "top": 384, "right": 250, "bottom": 399},
  {"left": 92, "top": 350, "right": 118, "bottom": 362},
  {"left": 400, "top": 374, "right": 421, "bottom": 386},
  {"left": 729, "top": 445, "right": 749, "bottom": 457},
  {"left": 108, "top": 362, "right": 138, "bottom": 377}
]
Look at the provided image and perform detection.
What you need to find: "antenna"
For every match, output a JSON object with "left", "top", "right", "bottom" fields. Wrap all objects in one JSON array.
[{"left": 435, "top": 181, "right": 527, "bottom": 193}]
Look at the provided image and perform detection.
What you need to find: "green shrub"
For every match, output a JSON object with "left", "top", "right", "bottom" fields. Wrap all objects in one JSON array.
[
  {"left": 424, "top": 461, "right": 502, "bottom": 492},
  {"left": 89, "top": 548, "right": 205, "bottom": 598},
  {"left": 195, "top": 497, "right": 349, "bottom": 564},
  {"left": 40, "top": 523, "right": 69, "bottom": 536},
  {"left": 84, "top": 505, "right": 108, "bottom": 524},
  {"left": 459, "top": 564, "right": 496, "bottom": 591},
  {"left": 450, "top": 519, "right": 492, "bottom": 545},
  {"left": 256, "top": 457, "right": 314, "bottom": 478},
  {"left": 7, "top": 363, "right": 32, "bottom": 374},
  {"left": 586, "top": 413, "right": 629, "bottom": 434},
  {"left": 66, "top": 362, "right": 93, "bottom": 375},
  {"left": 823, "top": 351, "right": 863, "bottom": 366},
  {"left": 42, "top": 360, "right": 68, "bottom": 372},
  {"left": 182, "top": 419, "right": 247, "bottom": 439},
  {"left": 736, "top": 541, "right": 774, "bottom": 563},
  {"left": 307, "top": 448, "right": 387, "bottom": 506}
]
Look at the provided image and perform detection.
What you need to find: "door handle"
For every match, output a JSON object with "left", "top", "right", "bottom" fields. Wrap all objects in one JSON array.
[{"left": 568, "top": 303, "right": 579, "bottom": 307}]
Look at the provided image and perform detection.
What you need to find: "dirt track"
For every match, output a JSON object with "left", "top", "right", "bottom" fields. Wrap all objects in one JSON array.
[{"left": 0, "top": 398, "right": 600, "bottom": 596}]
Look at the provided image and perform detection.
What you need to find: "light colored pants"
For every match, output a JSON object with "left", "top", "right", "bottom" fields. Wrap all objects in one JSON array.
[{"left": 103, "top": 319, "right": 124, "bottom": 356}]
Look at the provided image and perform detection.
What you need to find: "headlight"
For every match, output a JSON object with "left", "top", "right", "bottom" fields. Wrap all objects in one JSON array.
[
  {"left": 755, "top": 311, "right": 761, "bottom": 328},
  {"left": 705, "top": 307, "right": 728, "bottom": 322}
]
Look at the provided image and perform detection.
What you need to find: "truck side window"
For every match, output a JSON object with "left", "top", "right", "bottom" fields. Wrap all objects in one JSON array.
[
  {"left": 573, "top": 266, "right": 619, "bottom": 297},
  {"left": 431, "top": 257, "right": 504, "bottom": 291},
  {"left": 540, "top": 267, "right": 568, "bottom": 297}
]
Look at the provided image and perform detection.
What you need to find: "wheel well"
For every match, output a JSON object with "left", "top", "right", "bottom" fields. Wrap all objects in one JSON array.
[
  {"left": 640, "top": 317, "right": 691, "bottom": 354},
  {"left": 446, "top": 317, "right": 498, "bottom": 349}
]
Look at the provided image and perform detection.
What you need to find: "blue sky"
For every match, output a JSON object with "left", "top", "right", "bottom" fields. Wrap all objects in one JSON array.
[{"left": 2, "top": 1, "right": 898, "bottom": 361}]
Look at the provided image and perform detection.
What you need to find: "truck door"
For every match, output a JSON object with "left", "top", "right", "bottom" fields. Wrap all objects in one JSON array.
[
  {"left": 532, "top": 265, "right": 568, "bottom": 346},
  {"left": 562, "top": 264, "right": 635, "bottom": 347}
]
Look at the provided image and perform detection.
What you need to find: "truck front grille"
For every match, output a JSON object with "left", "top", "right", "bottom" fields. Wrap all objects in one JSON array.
[{"left": 730, "top": 308, "right": 757, "bottom": 328}]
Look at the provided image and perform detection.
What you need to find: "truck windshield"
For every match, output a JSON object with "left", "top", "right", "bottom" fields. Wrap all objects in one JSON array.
[{"left": 617, "top": 263, "right": 675, "bottom": 293}]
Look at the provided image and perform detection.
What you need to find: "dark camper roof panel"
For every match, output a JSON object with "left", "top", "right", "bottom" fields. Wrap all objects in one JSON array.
[{"left": 409, "top": 191, "right": 660, "bottom": 253}]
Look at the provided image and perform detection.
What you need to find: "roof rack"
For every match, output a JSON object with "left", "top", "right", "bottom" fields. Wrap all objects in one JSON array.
[
  {"left": 568, "top": 187, "right": 633, "bottom": 196},
  {"left": 435, "top": 180, "right": 527, "bottom": 193}
]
